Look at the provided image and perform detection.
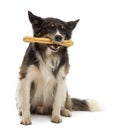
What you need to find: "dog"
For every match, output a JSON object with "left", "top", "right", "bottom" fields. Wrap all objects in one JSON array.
[{"left": 16, "top": 11, "right": 98, "bottom": 125}]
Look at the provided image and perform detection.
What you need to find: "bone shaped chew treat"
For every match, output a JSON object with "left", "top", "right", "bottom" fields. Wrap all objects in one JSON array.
[{"left": 23, "top": 36, "right": 74, "bottom": 47}]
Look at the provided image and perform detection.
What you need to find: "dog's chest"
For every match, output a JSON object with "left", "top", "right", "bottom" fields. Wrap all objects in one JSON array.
[
  {"left": 30, "top": 54, "right": 61, "bottom": 106},
  {"left": 40, "top": 55, "right": 60, "bottom": 81}
]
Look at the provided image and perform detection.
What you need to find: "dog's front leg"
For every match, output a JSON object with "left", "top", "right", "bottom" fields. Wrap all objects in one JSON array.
[
  {"left": 51, "top": 80, "right": 66, "bottom": 123},
  {"left": 20, "top": 79, "right": 31, "bottom": 125}
]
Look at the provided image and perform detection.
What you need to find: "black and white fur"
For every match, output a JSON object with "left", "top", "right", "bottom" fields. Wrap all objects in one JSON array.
[{"left": 16, "top": 11, "right": 98, "bottom": 125}]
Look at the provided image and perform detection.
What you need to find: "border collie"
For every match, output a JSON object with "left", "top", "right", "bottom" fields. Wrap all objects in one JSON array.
[{"left": 16, "top": 11, "right": 97, "bottom": 125}]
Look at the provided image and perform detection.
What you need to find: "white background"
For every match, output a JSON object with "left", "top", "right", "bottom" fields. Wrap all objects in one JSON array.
[{"left": 0, "top": 0, "right": 118, "bottom": 129}]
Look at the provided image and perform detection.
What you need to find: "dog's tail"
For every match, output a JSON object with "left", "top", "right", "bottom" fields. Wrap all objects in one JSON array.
[
  {"left": 71, "top": 98, "right": 100, "bottom": 111},
  {"left": 66, "top": 96, "right": 100, "bottom": 111}
]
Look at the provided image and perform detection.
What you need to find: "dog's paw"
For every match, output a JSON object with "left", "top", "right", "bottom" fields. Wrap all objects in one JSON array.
[
  {"left": 51, "top": 115, "right": 62, "bottom": 123},
  {"left": 20, "top": 117, "right": 32, "bottom": 125},
  {"left": 61, "top": 109, "right": 72, "bottom": 117}
]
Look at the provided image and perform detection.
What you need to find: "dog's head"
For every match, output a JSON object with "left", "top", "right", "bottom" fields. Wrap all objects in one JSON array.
[{"left": 28, "top": 11, "right": 79, "bottom": 52}]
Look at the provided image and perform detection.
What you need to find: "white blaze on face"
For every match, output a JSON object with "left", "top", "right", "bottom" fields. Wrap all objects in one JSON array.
[
  {"left": 56, "top": 30, "right": 61, "bottom": 35},
  {"left": 54, "top": 30, "right": 65, "bottom": 42}
]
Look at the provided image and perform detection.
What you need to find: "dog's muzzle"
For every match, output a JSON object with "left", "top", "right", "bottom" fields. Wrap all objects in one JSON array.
[{"left": 48, "top": 34, "right": 64, "bottom": 52}]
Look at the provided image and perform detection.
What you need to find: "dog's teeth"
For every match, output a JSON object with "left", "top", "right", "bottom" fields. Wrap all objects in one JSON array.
[{"left": 48, "top": 44, "right": 60, "bottom": 52}]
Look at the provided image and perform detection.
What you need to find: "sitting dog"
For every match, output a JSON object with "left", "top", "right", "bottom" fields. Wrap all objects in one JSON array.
[{"left": 16, "top": 11, "right": 97, "bottom": 125}]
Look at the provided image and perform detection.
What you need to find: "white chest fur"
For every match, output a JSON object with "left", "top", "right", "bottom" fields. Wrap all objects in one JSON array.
[{"left": 25, "top": 52, "right": 66, "bottom": 108}]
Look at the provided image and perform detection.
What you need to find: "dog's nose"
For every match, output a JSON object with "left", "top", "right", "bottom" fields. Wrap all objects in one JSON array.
[{"left": 54, "top": 35, "right": 62, "bottom": 42}]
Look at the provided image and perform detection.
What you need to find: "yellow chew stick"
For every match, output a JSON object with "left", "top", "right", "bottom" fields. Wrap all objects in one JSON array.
[{"left": 23, "top": 36, "right": 74, "bottom": 47}]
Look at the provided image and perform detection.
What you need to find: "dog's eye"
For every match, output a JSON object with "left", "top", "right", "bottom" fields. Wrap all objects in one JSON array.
[
  {"left": 51, "top": 24, "right": 55, "bottom": 28},
  {"left": 49, "top": 24, "right": 56, "bottom": 32},
  {"left": 60, "top": 26, "right": 64, "bottom": 30},
  {"left": 59, "top": 26, "right": 65, "bottom": 33},
  {"left": 50, "top": 24, "right": 55, "bottom": 29},
  {"left": 60, "top": 26, "right": 65, "bottom": 32}
]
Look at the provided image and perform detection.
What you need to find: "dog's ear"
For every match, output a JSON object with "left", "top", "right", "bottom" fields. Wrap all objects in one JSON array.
[
  {"left": 67, "top": 19, "right": 79, "bottom": 31},
  {"left": 28, "top": 11, "right": 43, "bottom": 26}
]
